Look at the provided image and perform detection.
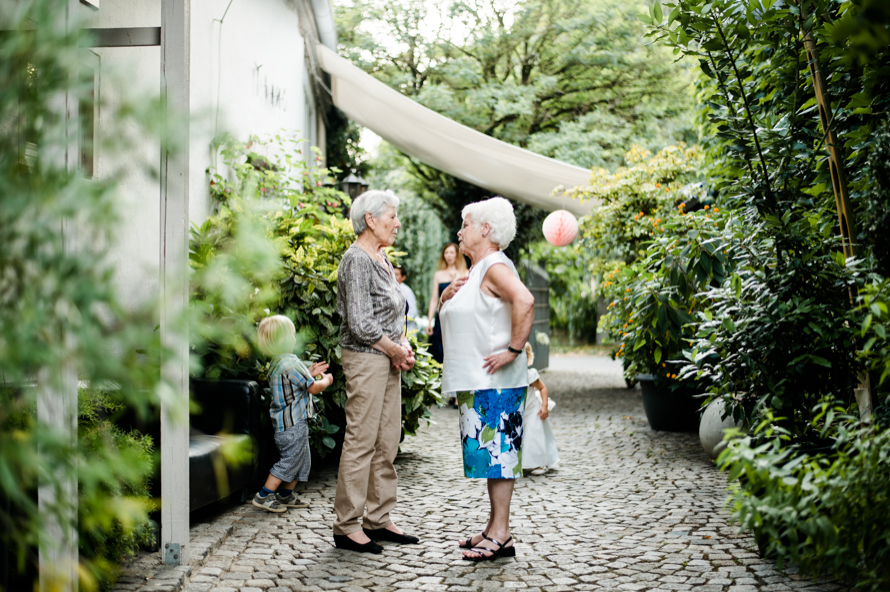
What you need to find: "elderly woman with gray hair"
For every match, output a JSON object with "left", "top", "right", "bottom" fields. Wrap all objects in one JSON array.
[
  {"left": 438, "top": 196, "right": 535, "bottom": 561},
  {"left": 333, "top": 190, "right": 419, "bottom": 554}
]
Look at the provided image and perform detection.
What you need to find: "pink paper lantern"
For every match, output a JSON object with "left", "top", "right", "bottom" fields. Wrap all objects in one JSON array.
[{"left": 542, "top": 209, "right": 579, "bottom": 247}]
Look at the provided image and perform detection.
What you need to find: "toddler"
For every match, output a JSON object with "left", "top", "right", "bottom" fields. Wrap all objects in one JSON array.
[
  {"left": 253, "top": 315, "right": 333, "bottom": 513},
  {"left": 522, "top": 342, "right": 559, "bottom": 476}
]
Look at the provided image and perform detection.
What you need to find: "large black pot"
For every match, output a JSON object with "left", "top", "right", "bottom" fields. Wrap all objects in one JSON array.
[{"left": 637, "top": 374, "right": 701, "bottom": 432}]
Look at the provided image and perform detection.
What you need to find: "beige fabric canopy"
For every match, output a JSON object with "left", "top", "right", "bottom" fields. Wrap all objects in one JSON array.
[{"left": 316, "top": 44, "right": 596, "bottom": 217}]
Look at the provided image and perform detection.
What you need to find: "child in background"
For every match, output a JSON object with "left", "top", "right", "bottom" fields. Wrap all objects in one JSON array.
[
  {"left": 522, "top": 342, "right": 559, "bottom": 476},
  {"left": 253, "top": 315, "right": 333, "bottom": 513}
]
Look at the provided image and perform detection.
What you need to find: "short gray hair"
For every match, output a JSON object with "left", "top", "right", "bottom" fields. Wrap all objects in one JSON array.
[
  {"left": 350, "top": 190, "right": 400, "bottom": 235},
  {"left": 462, "top": 197, "right": 516, "bottom": 250}
]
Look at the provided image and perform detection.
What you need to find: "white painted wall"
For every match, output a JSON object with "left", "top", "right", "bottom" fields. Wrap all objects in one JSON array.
[
  {"left": 190, "top": 0, "right": 314, "bottom": 223},
  {"left": 83, "top": 2, "right": 163, "bottom": 308},
  {"left": 82, "top": 0, "right": 321, "bottom": 308}
]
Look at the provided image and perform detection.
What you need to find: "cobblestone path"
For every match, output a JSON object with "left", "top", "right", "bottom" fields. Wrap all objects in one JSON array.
[{"left": 121, "top": 357, "right": 844, "bottom": 592}]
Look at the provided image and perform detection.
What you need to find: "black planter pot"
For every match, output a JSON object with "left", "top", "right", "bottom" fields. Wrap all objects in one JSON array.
[{"left": 637, "top": 374, "right": 700, "bottom": 432}]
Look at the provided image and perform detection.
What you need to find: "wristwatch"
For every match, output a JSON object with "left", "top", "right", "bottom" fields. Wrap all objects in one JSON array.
[{"left": 507, "top": 344, "right": 522, "bottom": 354}]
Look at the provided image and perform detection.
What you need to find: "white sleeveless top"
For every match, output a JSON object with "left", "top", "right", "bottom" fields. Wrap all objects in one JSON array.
[{"left": 440, "top": 251, "right": 529, "bottom": 394}]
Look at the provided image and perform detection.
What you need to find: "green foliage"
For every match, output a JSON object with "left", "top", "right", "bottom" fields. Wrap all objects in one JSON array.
[
  {"left": 194, "top": 135, "right": 443, "bottom": 458},
  {"left": 720, "top": 409, "right": 890, "bottom": 591},
  {"left": 640, "top": 0, "right": 882, "bottom": 436},
  {"left": 338, "top": 0, "right": 696, "bottom": 170},
  {"left": 276, "top": 215, "right": 356, "bottom": 454},
  {"left": 325, "top": 108, "right": 371, "bottom": 181},
  {"left": 682, "top": 210, "right": 863, "bottom": 437},
  {"left": 1, "top": 1, "right": 173, "bottom": 588},
  {"left": 573, "top": 144, "right": 705, "bottom": 275},
  {"left": 860, "top": 122, "right": 890, "bottom": 278},
  {"left": 859, "top": 279, "right": 890, "bottom": 387},
  {"left": 527, "top": 241, "right": 598, "bottom": 344},
  {"left": 644, "top": 0, "right": 890, "bottom": 238},
  {"left": 77, "top": 390, "right": 156, "bottom": 591},
  {"left": 638, "top": 0, "right": 889, "bottom": 585},
  {"left": 566, "top": 144, "right": 712, "bottom": 381},
  {"left": 190, "top": 198, "right": 283, "bottom": 380},
  {"left": 602, "top": 208, "right": 730, "bottom": 386},
  {"left": 400, "top": 333, "right": 444, "bottom": 437}
]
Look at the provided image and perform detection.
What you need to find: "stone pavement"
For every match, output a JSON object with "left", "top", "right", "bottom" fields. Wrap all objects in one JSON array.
[{"left": 116, "top": 355, "right": 846, "bottom": 592}]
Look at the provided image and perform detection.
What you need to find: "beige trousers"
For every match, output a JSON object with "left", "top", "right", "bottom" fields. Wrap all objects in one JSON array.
[{"left": 333, "top": 349, "right": 402, "bottom": 535}]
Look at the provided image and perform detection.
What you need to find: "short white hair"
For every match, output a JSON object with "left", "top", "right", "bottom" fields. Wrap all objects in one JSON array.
[
  {"left": 461, "top": 197, "right": 516, "bottom": 250},
  {"left": 350, "top": 190, "right": 400, "bottom": 235}
]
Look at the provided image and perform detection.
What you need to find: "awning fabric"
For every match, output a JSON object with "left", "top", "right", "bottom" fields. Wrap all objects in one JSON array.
[{"left": 316, "top": 44, "right": 596, "bottom": 216}]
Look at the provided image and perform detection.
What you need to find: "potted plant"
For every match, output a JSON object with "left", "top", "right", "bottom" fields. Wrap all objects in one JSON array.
[{"left": 600, "top": 205, "right": 730, "bottom": 431}]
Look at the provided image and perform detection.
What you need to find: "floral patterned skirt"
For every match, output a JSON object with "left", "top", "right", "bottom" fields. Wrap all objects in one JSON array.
[{"left": 457, "top": 387, "right": 527, "bottom": 479}]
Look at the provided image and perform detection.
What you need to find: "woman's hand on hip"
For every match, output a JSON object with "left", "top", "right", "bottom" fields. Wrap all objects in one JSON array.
[{"left": 482, "top": 350, "right": 518, "bottom": 375}]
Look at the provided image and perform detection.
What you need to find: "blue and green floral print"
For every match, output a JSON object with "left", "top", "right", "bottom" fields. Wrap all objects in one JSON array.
[{"left": 457, "top": 387, "right": 527, "bottom": 479}]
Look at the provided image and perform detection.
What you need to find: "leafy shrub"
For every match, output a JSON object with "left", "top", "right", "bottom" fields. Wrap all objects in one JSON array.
[
  {"left": 566, "top": 144, "right": 713, "bottom": 381},
  {"left": 602, "top": 207, "right": 729, "bottom": 387},
  {"left": 720, "top": 409, "right": 890, "bottom": 591},
  {"left": 681, "top": 209, "right": 864, "bottom": 437},
  {"left": 641, "top": 0, "right": 889, "bottom": 586},
  {"left": 860, "top": 122, "right": 890, "bottom": 278},
  {"left": 527, "top": 241, "right": 598, "bottom": 344},
  {"left": 0, "top": 387, "right": 157, "bottom": 591},
  {"left": 859, "top": 279, "right": 890, "bottom": 417},
  {"left": 571, "top": 144, "right": 704, "bottom": 278},
  {"left": 78, "top": 390, "right": 156, "bottom": 591}
]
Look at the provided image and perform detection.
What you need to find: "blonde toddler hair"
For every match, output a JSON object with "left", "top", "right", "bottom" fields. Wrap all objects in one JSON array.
[
  {"left": 524, "top": 342, "right": 534, "bottom": 366},
  {"left": 257, "top": 315, "right": 296, "bottom": 357}
]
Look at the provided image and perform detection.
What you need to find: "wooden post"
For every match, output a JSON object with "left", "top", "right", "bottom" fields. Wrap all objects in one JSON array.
[
  {"left": 37, "top": 4, "right": 81, "bottom": 590},
  {"left": 794, "top": 1, "right": 872, "bottom": 417},
  {"left": 160, "top": 0, "right": 191, "bottom": 565}
]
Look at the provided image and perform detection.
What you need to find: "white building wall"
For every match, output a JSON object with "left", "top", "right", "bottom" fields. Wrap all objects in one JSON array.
[
  {"left": 82, "top": 0, "right": 319, "bottom": 309},
  {"left": 190, "top": 0, "right": 314, "bottom": 223},
  {"left": 84, "top": 2, "right": 162, "bottom": 309}
]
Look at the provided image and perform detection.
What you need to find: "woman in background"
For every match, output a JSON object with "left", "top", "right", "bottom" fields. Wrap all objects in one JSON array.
[{"left": 425, "top": 242, "right": 468, "bottom": 365}]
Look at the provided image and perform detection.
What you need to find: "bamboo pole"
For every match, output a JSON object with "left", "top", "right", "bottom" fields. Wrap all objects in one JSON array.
[{"left": 793, "top": 0, "right": 873, "bottom": 420}]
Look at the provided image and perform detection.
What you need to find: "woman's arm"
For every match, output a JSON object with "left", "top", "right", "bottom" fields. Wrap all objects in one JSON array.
[
  {"left": 480, "top": 264, "right": 535, "bottom": 375},
  {"left": 425, "top": 272, "right": 441, "bottom": 335},
  {"left": 340, "top": 252, "right": 413, "bottom": 369},
  {"left": 531, "top": 378, "right": 549, "bottom": 420},
  {"left": 341, "top": 253, "right": 387, "bottom": 345}
]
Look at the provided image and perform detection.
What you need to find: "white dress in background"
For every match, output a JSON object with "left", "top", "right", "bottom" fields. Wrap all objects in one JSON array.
[{"left": 522, "top": 368, "right": 560, "bottom": 469}]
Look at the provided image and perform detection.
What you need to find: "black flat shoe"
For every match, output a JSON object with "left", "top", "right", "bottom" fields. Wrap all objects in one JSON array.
[
  {"left": 333, "top": 534, "right": 383, "bottom": 554},
  {"left": 363, "top": 527, "right": 420, "bottom": 545}
]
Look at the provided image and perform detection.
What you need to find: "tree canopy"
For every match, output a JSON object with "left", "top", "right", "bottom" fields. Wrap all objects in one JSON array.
[{"left": 337, "top": 0, "right": 697, "bottom": 171}]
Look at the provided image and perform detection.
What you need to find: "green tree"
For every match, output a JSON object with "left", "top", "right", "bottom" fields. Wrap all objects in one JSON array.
[{"left": 337, "top": 0, "right": 697, "bottom": 169}]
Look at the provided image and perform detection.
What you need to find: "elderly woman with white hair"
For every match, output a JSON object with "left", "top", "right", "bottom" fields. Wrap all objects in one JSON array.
[
  {"left": 333, "top": 190, "right": 418, "bottom": 554},
  {"left": 438, "top": 197, "right": 535, "bottom": 561}
]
